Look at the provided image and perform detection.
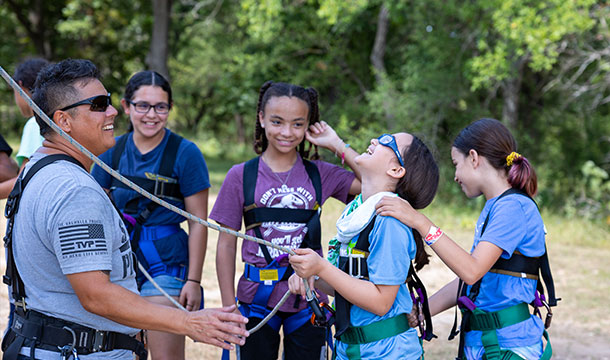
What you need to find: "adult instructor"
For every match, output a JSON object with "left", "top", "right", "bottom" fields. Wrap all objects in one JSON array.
[{"left": 1, "top": 59, "right": 248, "bottom": 359}]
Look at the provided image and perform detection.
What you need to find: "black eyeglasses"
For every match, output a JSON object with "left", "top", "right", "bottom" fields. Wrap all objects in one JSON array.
[
  {"left": 378, "top": 134, "right": 405, "bottom": 167},
  {"left": 125, "top": 99, "right": 171, "bottom": 114},
  {"left": 59, "top": 93, "right": 112, "bottom": 113}
]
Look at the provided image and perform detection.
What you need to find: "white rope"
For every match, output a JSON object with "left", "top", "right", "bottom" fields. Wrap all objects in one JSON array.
[{"left": 0, "top": 66, "right": 314, "bottom": 335}]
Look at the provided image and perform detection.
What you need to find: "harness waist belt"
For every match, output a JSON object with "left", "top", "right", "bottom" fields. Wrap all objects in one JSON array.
[
  {"left": 468, "top": 303, "right": 531, "bottom": 331},
  {"left": 11, "top": 310, "right": 147, "bottom": 357},
  {"left": 338, "top": 313, "right": 411, "bottom": 345},
  {"left": 243, "top": 207, "right": 318, "bottom": 230}
]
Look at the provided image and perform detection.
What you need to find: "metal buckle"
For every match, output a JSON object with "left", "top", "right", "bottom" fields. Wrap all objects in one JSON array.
[
  {"left": 92, "top": 330, "right": 114, "bottom": 352},
  {"left": 348, "top": 253, "right": 365, "bottom": 279},
  {"left": 153, "top": 177, "right": 166, "bottom": 197},
  {"left": 58, "top": 326, "right": 77, "bottom": 360}
]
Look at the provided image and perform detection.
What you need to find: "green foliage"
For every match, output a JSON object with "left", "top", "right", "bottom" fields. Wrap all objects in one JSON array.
[
  {"left": 1, "top": 0, "right": 609, "bottom": 220},
  {"left": 468, "top": 0, "right": 595, "bottom": 90},
  {"left": 564, "top": 160, "right": 610, "bottom": 221}
]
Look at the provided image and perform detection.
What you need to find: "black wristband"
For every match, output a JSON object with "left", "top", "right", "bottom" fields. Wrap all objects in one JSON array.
[{"left": 187, "top": 278, "right": 201, "bottom": 284}]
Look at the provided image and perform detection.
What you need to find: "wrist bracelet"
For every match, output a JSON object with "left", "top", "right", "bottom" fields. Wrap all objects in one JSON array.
[
  {"left": 187, "top": 278, "right": 201, "bottom": 284},
  {"left": 424, "top": 226, "right": 443, "bottom": 246},
  {"left": 341, "top": 143, "right": 350, "bottom": 166}
]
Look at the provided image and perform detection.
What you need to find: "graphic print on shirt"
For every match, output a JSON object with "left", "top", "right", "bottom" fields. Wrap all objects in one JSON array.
[
  {"left": 59, "top": 220, "right": 108, "bottom": 258},
  {"left": 257, "top": 184, "right": 314, "bottom": 259},
  {"left": 119, "top": 225, "right": 136, "bottom": 279}
]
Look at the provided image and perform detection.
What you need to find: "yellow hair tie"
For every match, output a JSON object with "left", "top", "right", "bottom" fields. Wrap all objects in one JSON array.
[{"left": 506, "top": 151, "right": 521, "bottom": 166}]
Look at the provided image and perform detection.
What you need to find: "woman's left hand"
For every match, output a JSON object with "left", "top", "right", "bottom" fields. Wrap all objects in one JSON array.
[
  {"left": 180, "top": 280, "right": 202, "bottom": 311},
  {"left": 289, "top": 248, "right": 325, "bottom": 279}
]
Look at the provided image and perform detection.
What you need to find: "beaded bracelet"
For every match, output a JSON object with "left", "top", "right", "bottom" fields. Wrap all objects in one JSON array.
[{"left": 424, "top": 226, "right": 443, "bottom": 246}]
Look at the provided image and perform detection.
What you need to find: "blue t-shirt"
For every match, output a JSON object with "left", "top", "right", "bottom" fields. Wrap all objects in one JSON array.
[
  {"left": 91, "top": 129, "right": 210, "bottom": 226},
  {"left": 335, "top": 216, "right": 423, "bottom": 360},
  {"left": 465, "top": 193, "right": 546, "bottom": 348}
]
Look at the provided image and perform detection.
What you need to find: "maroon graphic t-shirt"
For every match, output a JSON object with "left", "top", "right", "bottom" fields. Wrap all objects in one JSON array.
[{"left": 210, "top": 155, "right": 355, "bottom": 312}]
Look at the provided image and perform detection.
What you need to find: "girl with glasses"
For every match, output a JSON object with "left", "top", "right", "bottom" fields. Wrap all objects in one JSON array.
[
  {"left": 209, "top": 81, "right": 361, "bottom": 360},
  {"left": 375, "top": 118, "right": 553, "bottom": 360},
  {"left": 287, "top": 130, "right": 439, "bottom": 359},
  {"left": 92, "top": 71, "right": 210, "bottom": 359}
]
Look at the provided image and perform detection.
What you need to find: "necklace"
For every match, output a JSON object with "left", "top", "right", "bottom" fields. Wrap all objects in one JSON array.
[{"left": 263, "top": 154, "right": 295, "bottom": 188}]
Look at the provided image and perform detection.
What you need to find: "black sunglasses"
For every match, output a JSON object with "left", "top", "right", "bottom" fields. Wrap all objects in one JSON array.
[{"left": 58, "top": 93, "right": 112, "bottom": 113}]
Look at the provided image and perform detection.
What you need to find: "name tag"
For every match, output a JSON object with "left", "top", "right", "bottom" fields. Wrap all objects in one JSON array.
[{"left": 259, "top": 269, "right": 279, "bottom": 281}]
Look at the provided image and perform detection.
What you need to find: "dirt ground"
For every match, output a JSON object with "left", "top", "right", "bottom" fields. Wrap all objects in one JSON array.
[{"left": 1, "top": 196, "right": 609, "bottom": 359}]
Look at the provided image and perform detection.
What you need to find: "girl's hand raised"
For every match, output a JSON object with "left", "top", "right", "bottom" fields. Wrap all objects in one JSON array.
[
  {"left": 289, "top": 248, "right": 325, "bottom": 279},
  {"left": 306, "top": 121, "right": 344, "bottom": 153}
]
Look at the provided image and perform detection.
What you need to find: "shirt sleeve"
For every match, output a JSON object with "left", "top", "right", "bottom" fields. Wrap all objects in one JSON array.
[
  {"left": 91, "top": 147, "right": 113, "bottom": 189},
  {"left": 209, "top": 164, "right": 244, "bottom": 230},
  {"left": 314, "top": 160, "right": 356, "bottom": 204},
  {"left": 15, "top": 118, "right": 44, "bottom": 166},
  {"left": 479, "top": 197, "right": 527, "bottom": 257},
  {"left": 47, "top": 185, "right": 118, "bottom": 275},
  {"left": 175, "top": 140, "right": 210, "bottom": 197},
  {"left": 367, "top": 216, "right": 414, "bottom": 285}
]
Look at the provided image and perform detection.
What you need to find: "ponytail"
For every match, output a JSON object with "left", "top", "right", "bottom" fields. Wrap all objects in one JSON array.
[{"left": 507, "top": 154, "right": 538, "bottom": 197}]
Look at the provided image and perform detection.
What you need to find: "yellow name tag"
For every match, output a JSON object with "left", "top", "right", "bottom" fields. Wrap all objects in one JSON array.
[
  {"left": 351, "top": 249, "right": 366, "bottom": 256},
  {"left": 259, "top": 269, "right": 279, "bottom": 281}
]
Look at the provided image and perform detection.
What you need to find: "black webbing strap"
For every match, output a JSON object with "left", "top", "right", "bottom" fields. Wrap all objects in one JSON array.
[
  {"left": 3, "top": 310, "right": 147, "bottom": 359},
  {"left": 407, "top": 264, "right": 437, "bottom": 341},
  {"left": 242, "top": 157, "right": 323, "bottom": 264},
  {"left": 110, "top": 132, "right": 184, "bottom": 201},
  {"left": 109, "top": 132, "right": 184, "bottom": 257},
  {"left": 334, "top": 217, "right": 377, "bottom": 339},
  {"left": 3, "top": 155, "right": 84, "bottom": 307}
]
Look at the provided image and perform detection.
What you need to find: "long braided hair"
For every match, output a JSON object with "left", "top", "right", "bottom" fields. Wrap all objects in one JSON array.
[{"left": 254, "top": 81, "right": 320, "bottom": 160}]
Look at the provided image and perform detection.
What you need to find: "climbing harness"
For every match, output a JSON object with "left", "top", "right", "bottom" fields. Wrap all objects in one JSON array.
[
  {"left": 1, "top": 154, "right": 148, "bottom": 360},
  {"left": 449, "top": 188, "right": 559, "bottom": 360},
  {"left": 333, "top": 216, "right": 436, "bottom": 358},
  {"left": 109, "top": 132, "right": 191, "bottom": 289},
  {"left": 0, "top": 67, "right": 317, "bottom": 355},
  {"left": 239, "top": 156, "right": 323, "bottom": 330}
]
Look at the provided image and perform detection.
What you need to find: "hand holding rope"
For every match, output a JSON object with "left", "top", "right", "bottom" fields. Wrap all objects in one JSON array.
[{"left": 0, "top": 66, "right": 318, "bottom": 335}]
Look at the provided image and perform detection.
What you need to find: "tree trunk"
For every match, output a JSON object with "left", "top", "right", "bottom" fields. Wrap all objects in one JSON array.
[
  {"left": 501, "top": 58, "right": 526, "bottom": 130},
  {"left": 235, "top": 113, "right": 245, "bottom": 144},
  {"left": 370, "top": 3, "right": 394, "bottom": 129},
  {"left": 147, "top": 0, "right": 172, "bottom": 79},
  {"left": 5, "top": 0, "right": 55, "bottom": 58},
  {"left": 370, "top": 3, "right": 389, "bottom": 82}
]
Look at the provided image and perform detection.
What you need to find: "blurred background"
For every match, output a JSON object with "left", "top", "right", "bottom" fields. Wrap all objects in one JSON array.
[{"left": 0, "top": 0, "right": 609, "bottom": 358}]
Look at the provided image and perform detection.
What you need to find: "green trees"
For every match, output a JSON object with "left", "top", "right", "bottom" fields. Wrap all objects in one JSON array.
[{"left": 0, "top": 0, "right": 608, "bottom": 219}]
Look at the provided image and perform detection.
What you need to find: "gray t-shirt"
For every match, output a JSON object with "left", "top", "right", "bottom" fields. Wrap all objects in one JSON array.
[{"left": 13, "top": 153, "right": 139, "bottom": 359}]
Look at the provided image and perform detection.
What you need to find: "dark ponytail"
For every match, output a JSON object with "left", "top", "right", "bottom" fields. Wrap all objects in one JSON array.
[
  {"left": 395, "top": 136, "right": 439, "bottom": 270},
  {"left": 453, "top": 118, "right": 538, "bottom": 197},
  {"left": 253, "top": 81, "right": 321, "bottom": 159}
]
